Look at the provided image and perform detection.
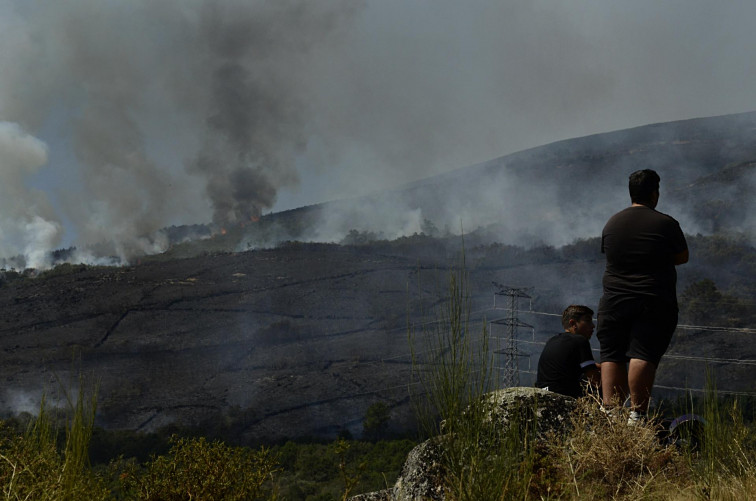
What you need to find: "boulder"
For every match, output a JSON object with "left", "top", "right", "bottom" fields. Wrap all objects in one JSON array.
[
  {"left": 392, "top": 438, "right": 446, "bottom": 501},
  {"left": 349, "top": 490, "right": 393, "bottom": 501},
  {"left": 480, "top": 386, "right": 577, "bottom": 439},
  {"left": 350, "top": 387, "right": 576, "bottom": 501}
]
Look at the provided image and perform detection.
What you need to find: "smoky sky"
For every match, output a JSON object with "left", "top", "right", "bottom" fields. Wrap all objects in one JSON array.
[{"left": 1, "top": 0, "right": 755, "bottom": 264}]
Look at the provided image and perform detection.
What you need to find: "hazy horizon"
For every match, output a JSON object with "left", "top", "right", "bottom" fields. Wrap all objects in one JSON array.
[{"left": 2, "top": 1, "right": 756, "bottom": 266}]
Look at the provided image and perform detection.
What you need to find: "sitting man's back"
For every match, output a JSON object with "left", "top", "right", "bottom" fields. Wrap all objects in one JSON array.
[{"left": 535, "top": 305, "right": 600, "bottom": 398}]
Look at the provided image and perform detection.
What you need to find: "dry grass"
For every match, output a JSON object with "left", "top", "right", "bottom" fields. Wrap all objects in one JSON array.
[
  {"left": 409, "top": 256, "right": 756, "bottom": 500},
  {"left": 685, "top": 394, "right": 756, "bottom": 501},
  {"left": 543, "top": 396, "right": 689, "bottom": 500},
  {"left": 529, "top": 391, "right": 756, "bottom": 501}
]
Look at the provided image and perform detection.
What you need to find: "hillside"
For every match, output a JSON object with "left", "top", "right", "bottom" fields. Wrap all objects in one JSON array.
[
  {"left": 1, "top": 112, "right": 755, "bottom": 442},
  {"left": 256, "top": 110, "right": 756, "bottom": 249}
]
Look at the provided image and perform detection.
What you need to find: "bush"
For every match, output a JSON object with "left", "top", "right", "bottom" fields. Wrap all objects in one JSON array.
[
  {"left": 545, "top": 396, "right": 686, "bottom": 499},
  {"left": 272, "top": 438, "right": 415, "bottom": 500},
  {"left": 0, "top": 388, "right": 109, "bottom": 501},
  {"left": 362, "top": 402, "right": 391, "bottom": 440},
  {"left": 690, "top": 376, "right": 756, "bottom": 499},
  {"left": 117, "top": 435, "right": 280, "bottom": 500},
  {"left": 409, "top": 252, "right": 539, "bottom": 500}
]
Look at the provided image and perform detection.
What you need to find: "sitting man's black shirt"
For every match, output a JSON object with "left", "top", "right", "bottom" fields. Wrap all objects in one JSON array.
[{"left": 535, "top": 332, "right": 597, "bottom": 398}]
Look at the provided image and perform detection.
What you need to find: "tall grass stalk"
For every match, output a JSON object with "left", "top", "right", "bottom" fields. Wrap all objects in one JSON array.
[
  {"left": 60, "top": 376, "right": 99, "bottom": 495},
  {"left": 409, "top": 253, "right": 494, "bottom": 437},
  {"left": 0, "top": 377, "right": 107, "bottom": 500},
  {"left": 690, "top": 370, "right": 756, "bottom": 499},
  {"left": 409, "top": 251, "right": 536, "bottom": 500}
]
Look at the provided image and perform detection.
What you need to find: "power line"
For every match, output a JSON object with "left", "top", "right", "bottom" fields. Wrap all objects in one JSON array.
[
  {"left": 351, "top": 373, "right": 756, "bottom": 404},
  {"left": 389, "top": 307, "right": 756, "bottom": 367},
  {"left": 676, "top": 323, "right": 756, "bottom": 334},
  {"left": 514, "top": 337, "right": 756, "bottom": 366},
  {"left": 497, "top": 307, "right": 756, "bottom": 334},
  {"left": 664, "top": 354, "right": 756, "bottom": 366},
  {"left": 654, "top": 384, "right": 756, "bottom": 398},
  {"left": 359, "top": 301, "right": 756, "bottom": 401}
]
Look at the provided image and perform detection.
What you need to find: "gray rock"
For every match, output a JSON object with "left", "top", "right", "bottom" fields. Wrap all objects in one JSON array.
[
  {"left": 392, "top": 438, "right": 446, "bottom": 501},
  {"left": 481, "top": 386, "right": 577, "bottom": 439},
  {"left": 349, "top": 489, "right": 393, "bottom": 501},
  {"left": 350, "top": 387, "right": 576, "bottom": 501}
]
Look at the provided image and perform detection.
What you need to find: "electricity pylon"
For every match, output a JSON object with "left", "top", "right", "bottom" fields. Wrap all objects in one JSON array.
[{"left": 491, "top": 282, "right": 532, "bottom": 387}]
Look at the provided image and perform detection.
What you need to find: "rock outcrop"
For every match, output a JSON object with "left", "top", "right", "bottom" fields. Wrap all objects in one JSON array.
[
  {"left": 392, "top": 438, "right": 447, "bottom": 501},
  {"left": 480, "top": 386, "right": 577, "bottom": 438},
  {"left": 351, "top": 387, "right": 576, "bottom": 501}
]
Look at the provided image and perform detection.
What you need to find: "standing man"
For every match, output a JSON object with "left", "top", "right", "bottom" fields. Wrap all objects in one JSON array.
[
  {"left": 535, "top": 305, "right": 600, "bottom": 398},
  {"left": 597, "top": 169, "right": 688, "bottom": 422}
]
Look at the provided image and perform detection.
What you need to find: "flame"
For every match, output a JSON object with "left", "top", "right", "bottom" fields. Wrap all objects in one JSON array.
[{"left": 238, "top": 216, "right": 260, "bottom": 229}]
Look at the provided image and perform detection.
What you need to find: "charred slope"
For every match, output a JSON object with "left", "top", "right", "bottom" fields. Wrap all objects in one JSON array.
[
  {"left": 1, "top": 234, "right": 754, "bottom": 443},
  {"left": 1, "top": 112, "right": 755, "bottom": 442},
  {"left": 264, "top": 111, "right": 756, "bottom": 248},
  {"left": 0, "top": 244, "right": 446, "bottom": 442},
  {"left": 153, "top": 111, "right": 756, "bottom": 258}
]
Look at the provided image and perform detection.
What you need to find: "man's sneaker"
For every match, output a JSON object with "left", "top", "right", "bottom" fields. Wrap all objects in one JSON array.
[
  {"left": 599, "top": 405, "right": 617, "bottom": 419},
  {"left": 627, "top": 410, "right": 646, "bottom": 426}
]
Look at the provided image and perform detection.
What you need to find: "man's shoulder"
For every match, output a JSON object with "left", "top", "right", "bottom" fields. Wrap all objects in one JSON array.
[
  {"left": 603, "top": 207, "right": 639, "bottom": 231},
  {"left": 653, "top": 209, "right": 682, "bottom": 225},
  {"left": 566, "top": 332, "right": 591, "bottom": 346},
  {"left": 545, "top": 332, "right": 587, "bottom": 348},
  {"left": 605, "top": 206, "right": 681, "bottom": 230},
  {"left": 605, "top": 206, "right": 634, "bottom": 222}
]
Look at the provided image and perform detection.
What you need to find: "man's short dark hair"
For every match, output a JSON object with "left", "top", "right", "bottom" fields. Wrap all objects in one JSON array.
[
  {"left": 628, "top": 169, "right": 660, "bottom": 204},
  {"left": 562, "top": 305, "right": 594, "bottom": 330}
]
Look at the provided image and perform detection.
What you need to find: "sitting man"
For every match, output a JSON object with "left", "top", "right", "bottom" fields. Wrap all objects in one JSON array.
[{"left": 535, "top": 305, "right": 601, "bottom": 398}]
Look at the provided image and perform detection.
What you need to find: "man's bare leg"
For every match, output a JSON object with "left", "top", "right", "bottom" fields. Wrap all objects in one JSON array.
[
  {"left": 601, "top": 361, "right": 629, "bottom": 407},
  {"left": 628, "top": 358, "right": 657, "bottom": 413}
]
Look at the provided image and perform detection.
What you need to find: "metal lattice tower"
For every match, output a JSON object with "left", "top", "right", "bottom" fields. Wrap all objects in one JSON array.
[{"left": 491, "top": 282, "right": 533, "bottom": 387}]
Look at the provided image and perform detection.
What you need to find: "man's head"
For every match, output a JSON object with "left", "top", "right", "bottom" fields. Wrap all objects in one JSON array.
[
  {"left": 562, "top": 304, "right": 595, "bottom": 339},
  {"left": 628, "top": 169, "right": 660, "bottom": 208}
]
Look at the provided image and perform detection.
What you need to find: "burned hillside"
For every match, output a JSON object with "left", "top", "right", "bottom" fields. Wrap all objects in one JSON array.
[{"left": 1, "top": 112, "right": 755, "bottom": 441}]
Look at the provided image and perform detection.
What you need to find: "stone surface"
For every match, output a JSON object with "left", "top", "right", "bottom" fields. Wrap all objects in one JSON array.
[
  {"left": 392, "top": 438, "right": 446, "bottom": 501},
  {"left": 349, "top": 489, "right": 393, "bottom": 501},
  {"left": 481, "top": 386, "right": 577, "bottom": 439},
  {"left": 351, "top": 387, "right": 577, "bottom": 501}
]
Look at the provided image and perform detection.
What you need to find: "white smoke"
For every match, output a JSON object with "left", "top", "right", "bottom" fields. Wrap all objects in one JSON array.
[
  {"left": 0, "top": 122, "right": 62, "bottom": 268},
  {"left": 22, "top": 216, "right": 63, "bottom": 270},
  {"left": 0, "top": 0, "right": 361, "bottom": 266},
  {"left": 3, "top": 389, "right": 43, "bottom": 416},
  {"left": 2, "top": 1, "right": 756, "bottom": 266}
]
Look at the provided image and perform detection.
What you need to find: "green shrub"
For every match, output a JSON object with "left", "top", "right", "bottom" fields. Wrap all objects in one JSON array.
[
  {"left": 362, "top": 402, "right": 391, "bottom": 440},
  {"left": 408, "top": 251, "right": 539, "bottom": 500},
  {"left": 273, "top": 438, "right": 415, "bottom": 500},
  {"left": 689, "top": 375, "right": 756, "bottom": 499},
  {"left": 0, "top": 388, "right": 109, "bottom": 500},
  {"left": 117, "top": 435, "right": 280, "bottom": 500}
]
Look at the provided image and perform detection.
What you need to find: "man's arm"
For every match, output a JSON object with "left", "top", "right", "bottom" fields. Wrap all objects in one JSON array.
[{"left": 584, "top": 365, "right": 601, "bottom": 390}]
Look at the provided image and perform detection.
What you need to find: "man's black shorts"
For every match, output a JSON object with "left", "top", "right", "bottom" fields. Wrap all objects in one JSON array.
[{"left": 596, "top": 296, "right": 678, "bottom": 365}]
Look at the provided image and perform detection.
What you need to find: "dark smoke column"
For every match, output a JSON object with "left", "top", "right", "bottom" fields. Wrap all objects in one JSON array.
[{"left": 188, "top": 1, "right": 356, "bottom": 226}]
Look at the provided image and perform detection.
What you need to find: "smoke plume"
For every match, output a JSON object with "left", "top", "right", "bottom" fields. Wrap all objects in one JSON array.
[
  {"left": 1, "top": 1, "right": 755, "bottom": 266},
  {"left": 0, "top": 122, "right": 62, "bottom": 268},
  {"left": 0, "top": 0, "right": 360, "bottom": 264}
]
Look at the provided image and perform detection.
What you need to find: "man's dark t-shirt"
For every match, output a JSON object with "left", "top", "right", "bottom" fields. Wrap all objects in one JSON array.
[
  {"left": 535, "top": 333, "right": 596, "bottom": 398},
  {"left": 601, "top": 206, "right": 687, "bottom": 308}
]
